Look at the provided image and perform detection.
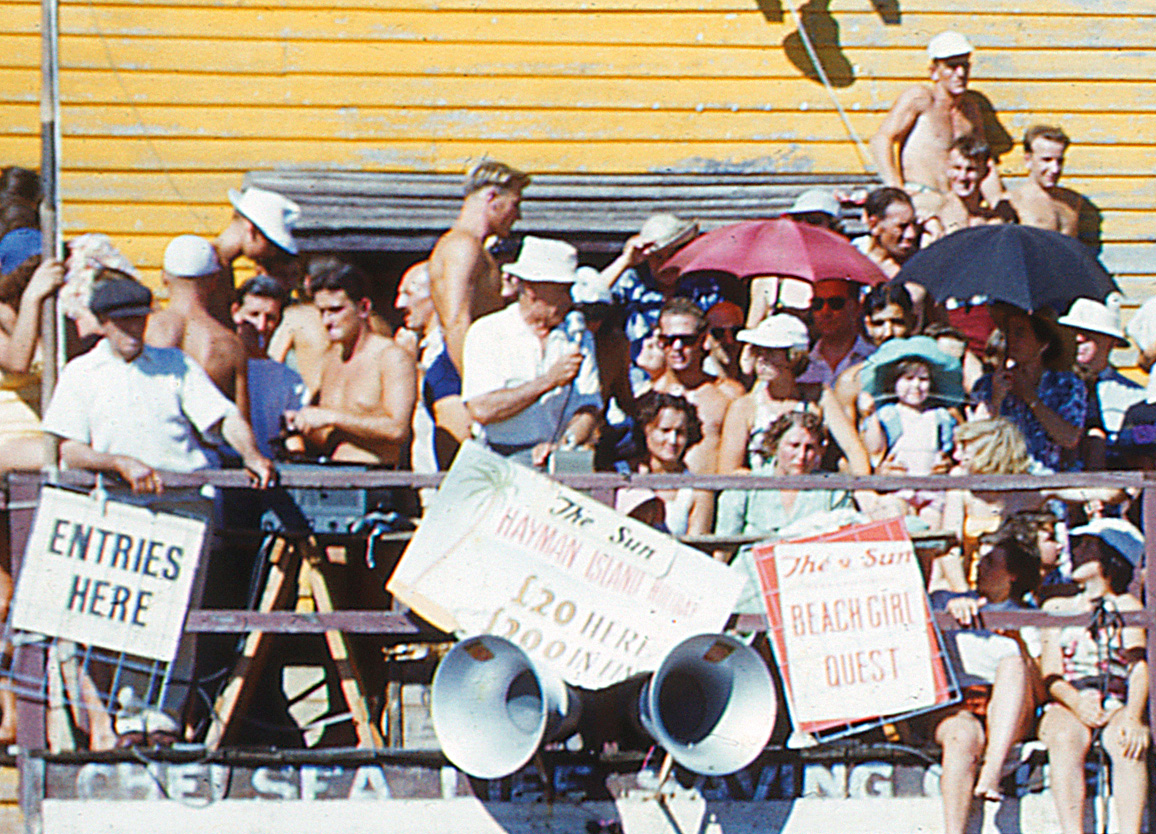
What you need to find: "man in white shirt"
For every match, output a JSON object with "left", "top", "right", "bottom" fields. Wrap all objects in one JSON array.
[
  {"left": 462, "top": 236, "right": 601, "bottom": 466},
  {"left": 44, "top": 278, "right": 275, "bottom": 492}
]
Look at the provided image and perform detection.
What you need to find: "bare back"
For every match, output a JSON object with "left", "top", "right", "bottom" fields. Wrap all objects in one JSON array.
[
  {"left": 268, "top": 302, "right": 328, "bottom": 393},
  {"left": 317, "top": 334, "right": 416, "bottom": 466},
  {"left": 429, "top": 228, "right": 505, "bottom": 371},
  {"left": 145, "top": 308, "right": 247, "bottom": 406}
]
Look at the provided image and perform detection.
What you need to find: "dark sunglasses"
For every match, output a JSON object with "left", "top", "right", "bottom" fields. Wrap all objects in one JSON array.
[
  {"left": 811, "top": 296, "right": 849, "bottom": 312},
  {"left": 658, "top": 330, "right": 704, "bottom": 349},
  {"left": 710, "top": 325, "right": 742, "bottom": 341}
]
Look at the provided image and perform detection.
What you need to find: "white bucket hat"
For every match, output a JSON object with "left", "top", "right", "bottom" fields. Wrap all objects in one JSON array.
[
  {"left": 502, "top": 236, "right": 579, "bottom": 284},
  {"left": 1057, "top": 297, "right": 1128, "bottom": 348},
  {"left": 638, "top": 214, "right": 699, "bottom": 255},
  {"left": 228, "top": 187, "right": 301, "bottom": 255},
  {"left": 163, "top": 234, "right": 220, "bottom": 278},
  {"left": 737, "top": 314, "right": 810, "bottom": 350}
]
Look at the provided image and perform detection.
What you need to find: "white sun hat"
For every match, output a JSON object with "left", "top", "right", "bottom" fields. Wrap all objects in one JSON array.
[
  {"left": 927, "top": 31, "right": 973, "bottom": 61},
  {"left": 1057, "top": 297, "right": 1128, "bottom": 348},
  {"left": 502, "top": 236, "right": 579, "bottom": 284},
  {"left": 163, "top": 234, "right": 220, "bottom": 278},
  {"left": 737, "top": 313, "right": 810, "bottom": 350}
]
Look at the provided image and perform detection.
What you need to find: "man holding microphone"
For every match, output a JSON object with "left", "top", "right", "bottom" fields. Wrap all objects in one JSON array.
[{"left": 461, "top": 237, "right": 601, "bottom": 466}]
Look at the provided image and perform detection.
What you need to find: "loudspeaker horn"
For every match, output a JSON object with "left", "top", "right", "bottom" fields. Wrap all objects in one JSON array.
[
  {"left": 430, "top": 635, "right": 581, "bottom": 779},
  {"left": 638, "top": 633, "right": 776, "bottom": 775}
]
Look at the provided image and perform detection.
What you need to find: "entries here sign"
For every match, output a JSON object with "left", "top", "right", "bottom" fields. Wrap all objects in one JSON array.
[{"left": 12, "top": 487, "right": 206, "bottom": 662}]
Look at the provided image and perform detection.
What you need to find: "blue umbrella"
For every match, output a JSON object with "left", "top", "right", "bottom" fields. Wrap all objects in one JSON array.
[
  {"left": 893, "top": 225, "right": 1117, "bottom": 315},
  {"left": 859, "top": 336, "right": 965, "bottom": 403}
]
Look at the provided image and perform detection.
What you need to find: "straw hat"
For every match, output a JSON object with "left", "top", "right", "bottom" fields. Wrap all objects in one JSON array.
[{"left": 638, "top": 214, "right": 699, "bottom": 255}]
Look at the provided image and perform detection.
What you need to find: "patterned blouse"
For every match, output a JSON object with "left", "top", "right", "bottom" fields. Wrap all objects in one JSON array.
[{"left": 972, "top": 369, "right": 1088, "bottom": 471}]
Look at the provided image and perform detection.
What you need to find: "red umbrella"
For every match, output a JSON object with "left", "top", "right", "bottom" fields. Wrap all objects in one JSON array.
[{"left": 662, "top": 217, "right": 887, "bottom": 286}]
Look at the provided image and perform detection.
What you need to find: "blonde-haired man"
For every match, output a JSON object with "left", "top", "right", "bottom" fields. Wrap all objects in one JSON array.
[{"left": 429, "top": 161, "right": 531, "bottom": 378}]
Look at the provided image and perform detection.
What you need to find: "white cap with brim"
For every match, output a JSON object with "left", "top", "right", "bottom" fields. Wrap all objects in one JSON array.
[
  {"left": 163, "top": 234, "right": 220, "bottom": 278},
  {"left": 787, "top": 189, "right": 840, "bottom": 218},
  {"left": 1069, "top": 517, "right": 1144, "bottom": 566},
  {"left": 1057, "top": 297, "right": 1129, "bottom": 348},
  {"left": 571, "top": 266, "right": 613, "bottom": 304},
  {"left": 737, "top": 313, "right": 810, "bottom": 350},
  {"left": 927, "top": 31, "right": 973, "bottom": 61},
  {"left": 228, "top": 187, "right": 301, "bottom": 255},
  {"left": 502, "top": 236, "right": 580, "bottom": 284}
]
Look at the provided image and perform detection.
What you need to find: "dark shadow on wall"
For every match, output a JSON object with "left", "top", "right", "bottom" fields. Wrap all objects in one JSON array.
[{"left": 756, "top": 0, "right": 901, "bottom": 88}]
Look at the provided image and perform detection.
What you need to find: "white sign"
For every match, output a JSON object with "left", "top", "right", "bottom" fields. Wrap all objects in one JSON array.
[
  {"left": 12, "top": 487, "right": 206, "bottom": 662},
  {"left": 387, "top": 442, "right": 743, "bottom": 689},
  {"left": 755, "top": 519, "right": 949, "bottom": 731}
]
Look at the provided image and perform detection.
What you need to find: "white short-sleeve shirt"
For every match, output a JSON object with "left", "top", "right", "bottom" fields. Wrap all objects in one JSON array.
[
  {"left": 461, "top": 304, "right": 601, "bottom": 448},
  {"left": 43, "top": 340, "right": 236, "bottom": 472}
]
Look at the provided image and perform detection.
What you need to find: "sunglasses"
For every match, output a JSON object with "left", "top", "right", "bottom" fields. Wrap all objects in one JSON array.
[
  {"left": 658, "top": 330, "right": 704, "bottom": 349},
  {"left": 811, "top": 296, "right": 849, "bottom": 312},
  {"left": 710, "top": 325, "right": 742, "bottom": 341}
]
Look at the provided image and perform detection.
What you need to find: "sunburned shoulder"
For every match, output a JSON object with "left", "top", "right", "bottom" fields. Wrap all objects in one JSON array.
[
  {"left": 895, "top": 84, "right": 935, "bottom": 110},
  {"left": 432, "top": 228, "right": 485, "bottom": 264},
  {"left": 364, "top": 333, "right": 416, "bottom": 365}
]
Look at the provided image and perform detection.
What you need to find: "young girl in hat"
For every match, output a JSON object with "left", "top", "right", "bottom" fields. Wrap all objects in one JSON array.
[{"left": 861, "top": 339, "right": 960, "bottom": 527}]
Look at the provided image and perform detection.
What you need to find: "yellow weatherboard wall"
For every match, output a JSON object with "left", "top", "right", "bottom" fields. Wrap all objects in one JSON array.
[{"left": 0, "top": 0, "right": 1152, "bottom": 300}]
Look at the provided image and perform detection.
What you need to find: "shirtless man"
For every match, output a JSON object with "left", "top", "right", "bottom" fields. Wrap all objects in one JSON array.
[
  {"left": 870, "top": 32, "right": 1003, "bottom": 219},
  {"left": 267, "top": 255, "right": 337, "bottom": 393},
  {"left": 429, "top": 161, "right": 530, "bottom": 374},
  {"left": 652, "top": 298, "right": 742, "bottom": 475},
  {"left": 1008, "top": 125, "right": 1090, "bottom": 238},
  {"left": 855, "top": 188, "right": 921, "bottom": 279},
  {"left": 283, "top": 263, "right": 416, "bottom": 466},
  {"left": 145, "top": 235, "right": 250, "bottom": 417},
  {"left": 924, "top": 136, "right": 1017, "bottom": 243},
  {"left": 210, "top": 186, "right": 300, "bottom": 324}
]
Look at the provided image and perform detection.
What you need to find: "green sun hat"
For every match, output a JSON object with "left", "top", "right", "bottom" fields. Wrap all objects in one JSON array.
[{"left": 859, "top": 336, "right": 965, "bottom": 403}]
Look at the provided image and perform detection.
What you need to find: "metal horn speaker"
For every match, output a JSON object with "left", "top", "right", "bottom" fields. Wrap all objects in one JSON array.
[
  {"left": 638, "top": 633, "right": 776, "bottom": 775},
  {"left": 430, "top": 635, "right": 581, "bottom": 779}
]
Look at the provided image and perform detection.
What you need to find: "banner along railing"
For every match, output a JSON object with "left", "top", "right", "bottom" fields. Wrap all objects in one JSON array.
[{"left": 4, "top": 468, "right": 1156, "bottom": 748}]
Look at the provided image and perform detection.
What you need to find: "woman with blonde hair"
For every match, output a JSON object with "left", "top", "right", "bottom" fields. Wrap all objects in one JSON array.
[
  {"left": 937, "top": 419, "right": 1042, "bottom": 593},
  {"left": 939, "top": 418, "right": 1123, "bottom": 592}
]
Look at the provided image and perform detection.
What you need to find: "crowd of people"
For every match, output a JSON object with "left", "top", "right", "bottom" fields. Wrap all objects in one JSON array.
[{"left": 0, "top": 27, "right": 1149, "bottom": 834}]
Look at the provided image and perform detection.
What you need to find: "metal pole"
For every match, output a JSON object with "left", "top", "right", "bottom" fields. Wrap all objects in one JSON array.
[{"left": 39, "top": 0, "right": 61, "bottom": 473}]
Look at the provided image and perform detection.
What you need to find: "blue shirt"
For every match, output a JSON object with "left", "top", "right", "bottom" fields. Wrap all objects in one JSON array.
[{"left": 972, "top": 370, "right": 1087, "bottom": 472}]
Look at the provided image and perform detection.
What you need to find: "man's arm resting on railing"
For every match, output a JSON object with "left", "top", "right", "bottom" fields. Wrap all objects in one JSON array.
[{"left": 59, "top": 439, "right": 162, "bottom": 494}]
